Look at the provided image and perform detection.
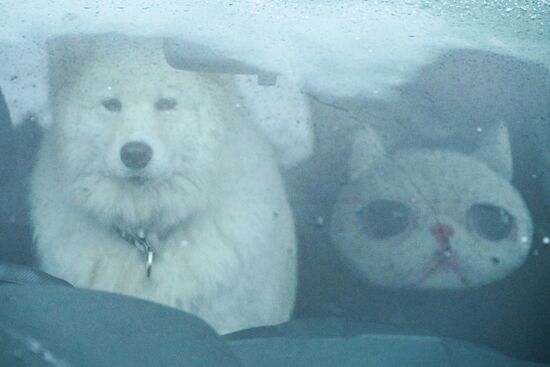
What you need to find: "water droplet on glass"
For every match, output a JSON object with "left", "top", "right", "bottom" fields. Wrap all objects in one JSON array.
[
  {"left": 63, "top": 12, "right": 77, "bottom": 22},
  {"left": 315, "top": 216, "right": 325, "bottom": 227}
]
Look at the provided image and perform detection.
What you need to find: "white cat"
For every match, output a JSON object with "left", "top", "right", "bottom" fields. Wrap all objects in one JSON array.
[
  {"left": 30, "top": 34, "right": 296, "bottom": 334},
  {"left": 331, "top": 122, "right": 532, "bottom": 290}
]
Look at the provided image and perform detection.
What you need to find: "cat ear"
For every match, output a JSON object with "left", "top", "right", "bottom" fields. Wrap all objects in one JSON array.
[
  {"left": 473, "top": 121, "right": 513, "bottom": 180},
  {"left": 349, "top": 124, "right": 386, "bottom": 180}
]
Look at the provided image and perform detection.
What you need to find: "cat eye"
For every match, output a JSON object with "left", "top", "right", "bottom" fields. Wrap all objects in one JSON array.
[
  {"left": 467, "top": 203, "right": 514, "bottom": 242},
  {"left": 101, "top": 98, "right": 122, "bottom": 112},
  {"left": 357, "top": 200, "right": 410, "bottom": 239},
  {"left": 155, "top": 97, "right": 178, "bottom": 111}
]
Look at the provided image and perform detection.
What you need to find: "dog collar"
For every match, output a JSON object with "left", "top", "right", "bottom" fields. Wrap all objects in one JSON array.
[{"left": 115, "top": 227, "right": 156, "bottom": 278}]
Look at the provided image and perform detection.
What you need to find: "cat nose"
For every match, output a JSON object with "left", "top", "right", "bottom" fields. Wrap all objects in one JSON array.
[
  {"left": 120, "top": 141, "right": 153, "bottom": 169},
  {"left": 430, "top": 223, "right": 454, "bottom": 246}
]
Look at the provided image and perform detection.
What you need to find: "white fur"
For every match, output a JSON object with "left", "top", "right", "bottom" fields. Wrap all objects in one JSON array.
[{"left": 31, "top": 35, "right": 296, "bottom": 334}]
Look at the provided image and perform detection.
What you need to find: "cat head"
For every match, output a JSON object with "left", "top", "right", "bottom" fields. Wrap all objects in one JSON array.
[{"left": 331, "top": 122, "right": 533, "bottom": 290}]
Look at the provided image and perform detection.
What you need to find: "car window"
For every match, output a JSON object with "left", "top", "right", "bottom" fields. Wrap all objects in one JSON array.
[{"left": 0, "top": 1, "right": 549, "bottom": 365}]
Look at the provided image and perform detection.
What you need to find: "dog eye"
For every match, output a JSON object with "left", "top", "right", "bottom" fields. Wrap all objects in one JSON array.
[
  {"left": 155, "top": 98, "right": 178, "bottom": 111},
  {"left": 101, "top": 98, "right": 122, "bottom": 112}
]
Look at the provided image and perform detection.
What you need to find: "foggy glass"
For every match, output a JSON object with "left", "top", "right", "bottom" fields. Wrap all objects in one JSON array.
[{"left": 0, "top": 1, "right": 549, "bottom": 365}]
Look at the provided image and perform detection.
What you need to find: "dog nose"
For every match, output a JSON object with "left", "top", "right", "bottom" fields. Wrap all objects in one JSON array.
[{"left": 120, "top": 141, "right": 153, "bottom": 169}]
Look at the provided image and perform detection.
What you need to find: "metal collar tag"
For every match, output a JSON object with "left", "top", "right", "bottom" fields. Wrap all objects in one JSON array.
[{"left": 116, "top": 228, "right": 156, "bottom": 278}]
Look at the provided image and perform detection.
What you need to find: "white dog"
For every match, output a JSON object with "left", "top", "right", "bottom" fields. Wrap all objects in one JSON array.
[{"left": 30, "top": 34, "right": 296, "bottom": 334}]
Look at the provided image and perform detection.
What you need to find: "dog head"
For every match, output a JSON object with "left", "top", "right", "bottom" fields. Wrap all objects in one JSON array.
[{"left": 47, "top": 34, "right": 238, "bottom": 229}]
